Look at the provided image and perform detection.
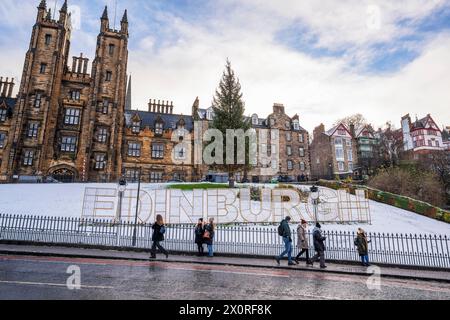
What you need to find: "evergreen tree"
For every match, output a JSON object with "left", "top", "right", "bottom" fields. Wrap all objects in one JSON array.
[{"left": 211, "top": 60, "right": 251, "bottom": 188}]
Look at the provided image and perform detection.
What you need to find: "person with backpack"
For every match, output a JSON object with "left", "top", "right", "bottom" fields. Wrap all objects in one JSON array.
[
  {"left": 194, "top": 218, "right": 205, "bottom": 256},
  {"left": 150, "top": 214, "right": 169, "bottom": 259},
  {"left": 203, "top": 218, "right": 215, "bottom": 257},
  {"left": 354, "top": 228, "right": 370, "bottom": 267},
  {"left": 295, "top": 219, "right": 312, "bottom": 265},
  {"left": 310, "top": 222, "right": 327, "bottom": 269},
  {"left": 275, "top": 216, "right": 296, "bottom": 266}
]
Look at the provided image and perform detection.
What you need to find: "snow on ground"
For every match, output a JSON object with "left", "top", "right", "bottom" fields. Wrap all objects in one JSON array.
[{"left": 0, "top": 183, "right": 449, "bottom": 236}]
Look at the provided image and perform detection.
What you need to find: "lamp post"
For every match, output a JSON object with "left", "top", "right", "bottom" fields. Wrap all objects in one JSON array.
[
  {"left": 310, "top": 185, "right": 319, "bottom": 223},
  {"left": 116, "top": 178, "right": 127, "bottom": 246},
  {"left": 132, "top": 166, "right": 142, "bottom": 247}
]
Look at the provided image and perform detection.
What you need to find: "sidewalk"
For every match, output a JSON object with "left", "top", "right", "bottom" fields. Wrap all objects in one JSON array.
[{"left": 0, "top": 243, "right": 449, "bottom": 283}]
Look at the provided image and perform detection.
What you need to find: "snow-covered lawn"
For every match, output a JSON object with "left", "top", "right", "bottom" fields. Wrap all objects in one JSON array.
[{"left": 0, "top": 183, "right": 448, "bottom": 236}]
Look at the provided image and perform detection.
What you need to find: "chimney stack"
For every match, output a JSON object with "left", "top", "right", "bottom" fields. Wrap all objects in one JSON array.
[{"left": 0, "top": 77, "right": 15, "bottom": 98}]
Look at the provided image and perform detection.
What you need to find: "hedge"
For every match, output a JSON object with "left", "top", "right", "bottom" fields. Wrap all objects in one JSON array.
[{"left": 317, "top": 180, "right": 450, "bottom": 224}]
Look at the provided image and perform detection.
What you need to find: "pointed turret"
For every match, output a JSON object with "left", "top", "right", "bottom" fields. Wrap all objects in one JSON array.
[
  {"left": 37, "top": 0, "right": 47, "bottom": 21},
  {"left": 59, "top": 0, "right": 68, "bottom": 23},
  {"left": 192, "top": 97, "right": 200, "bottom": 120},
  {"left": 120, "top": 10, "right": 128, "bottom": 35},
  {"left": 100, "top": 6, "right": 109, "bottom": 32},
  {"left": 60, "top": 0, "right": 68, "bottom": 12},
  {"left": 46, "top": 8, "right": 52, "bottom": 20},
  {"left": 125, "top": 75, "right": 132, "bottom": 111}
]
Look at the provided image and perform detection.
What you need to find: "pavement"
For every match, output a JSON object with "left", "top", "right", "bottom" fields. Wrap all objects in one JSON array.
[
  {"left": 1, "top": 252, "right": 450, "bottom": 300},
  {"left": 0, "top": 243, "right": 449, "bottom": 283}
]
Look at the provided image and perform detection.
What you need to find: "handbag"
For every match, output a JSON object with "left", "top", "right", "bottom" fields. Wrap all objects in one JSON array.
[{"left": 203, "top": 230, "right": 211, "bottom": 239}]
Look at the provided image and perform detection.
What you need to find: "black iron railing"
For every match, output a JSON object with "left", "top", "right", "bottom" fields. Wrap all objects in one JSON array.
[{"left": 0, "top": 214, "right": 449, "bottom": 269}]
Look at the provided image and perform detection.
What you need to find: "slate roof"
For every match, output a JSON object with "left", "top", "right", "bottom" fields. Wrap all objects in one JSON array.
[
  {"left": 0, "top": 97, "right": 17, "bottom": 111},
  {"left": 125, "top": 110, "right": 194, "bottom": 131}
]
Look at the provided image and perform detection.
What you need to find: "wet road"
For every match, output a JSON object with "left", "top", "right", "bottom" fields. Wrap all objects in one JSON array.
[{"left": 0, "top": 254, "right": 449, "bottom": 300}]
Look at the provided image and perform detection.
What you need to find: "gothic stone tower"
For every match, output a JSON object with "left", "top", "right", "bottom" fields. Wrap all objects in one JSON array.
[
  {"left": 2, "top": 1, "right": 128, "bottom": 182},
  {"left": 88, "top": 7, "right": 129, "bottom": 182}
]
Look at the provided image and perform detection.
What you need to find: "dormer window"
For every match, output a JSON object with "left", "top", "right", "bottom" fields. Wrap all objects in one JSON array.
[
  {"left": 109, "top": 44, "right": 115, "bottom": 55},
  {"left": 251, "top": 114, "right": 259, "bottom": 126},
  {"left": 293, "top": 121, "right": 299, "bottom": 130},
  {"left": 206, "top": 109, "right": 213, "bottom": 121},
  {"left": 269, "top": 118, "right": 275, "bottom": 126},
  {"left": 285, "top": 121, "right": 290, "bottom": 129},
  {"left": 132, "top": 121, "right": 141, "bottom": 134},
  {"left": 155, "top": 122, "right": 164, "bottom": 135},
  {"left": 0, "top": 108, "right": 7, "bottom": 122}
]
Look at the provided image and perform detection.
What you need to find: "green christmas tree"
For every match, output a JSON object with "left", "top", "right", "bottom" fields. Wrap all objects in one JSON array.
[{"left": 211, "top": 60, "right": 252, "bottom": 188}]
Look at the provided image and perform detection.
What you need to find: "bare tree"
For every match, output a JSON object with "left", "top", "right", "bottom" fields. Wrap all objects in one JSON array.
[
  {"left": 334, "top": 113, "right": 368, "bottom": 132},
  {"left": 378, "top": 122, "right": 403, "bottom": 167}
]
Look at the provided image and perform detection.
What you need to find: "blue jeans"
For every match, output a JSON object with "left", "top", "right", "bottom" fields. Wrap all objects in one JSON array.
[
  {"left": 278, "top": 237, "right": 293, "bottom": 262},
  {"left": 207, "top": 244, "right": 214, "bottom": 257},
  {"left": 361, "top": 255, "right": 369, "bottom": 265}
]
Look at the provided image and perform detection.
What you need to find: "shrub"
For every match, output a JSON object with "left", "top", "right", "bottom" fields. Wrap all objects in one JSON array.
[{"left": 368, "top": 167, "right": 446, "bottom": 207}]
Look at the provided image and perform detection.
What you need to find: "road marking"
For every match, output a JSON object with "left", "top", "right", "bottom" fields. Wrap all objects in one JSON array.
[{"left": 0, "top": 280, "right": 114, "bottom": 290}]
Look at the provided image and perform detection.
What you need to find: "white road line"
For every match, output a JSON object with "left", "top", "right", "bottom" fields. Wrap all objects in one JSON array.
[{"left": 0, "top": 280, "right": 114, "bottom": 290}]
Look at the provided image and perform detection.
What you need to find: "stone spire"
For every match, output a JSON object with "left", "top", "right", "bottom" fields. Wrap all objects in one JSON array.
[
  {"left": 38, "top": 0, "right": 47, "bottom": 9},
  {"left": 101, "top": 6, "right": 109, "bottom": 20},
  {"left": 121, "top": 9, "right": 128, "bottom": 24},
  {"left": 120, "top": 10, "right": 128, "bottom": 35},
  {"left": 125, "top": 75, "right": 132, "bottom": 111},
  {"left": 60, "top": 0, "right": 68, "bottom": 13},
  {"left": 46, "top": 8, "right": 52, "bottom": 20},
  {"left": 101, "top": 6, "right": 109, "bottom": 32}
]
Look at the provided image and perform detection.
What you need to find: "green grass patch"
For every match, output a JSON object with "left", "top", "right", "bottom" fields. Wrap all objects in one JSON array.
[{"left": 167, "top": 183, "right": 230, "bottom": 190}]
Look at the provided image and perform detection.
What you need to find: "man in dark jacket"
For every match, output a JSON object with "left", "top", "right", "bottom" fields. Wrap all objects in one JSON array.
[
  {"left": 310, "top": 222, "right": 327, "bottom": 269},
  {"left": 275, "top": 216, "right": 295, "bottom": 266}
]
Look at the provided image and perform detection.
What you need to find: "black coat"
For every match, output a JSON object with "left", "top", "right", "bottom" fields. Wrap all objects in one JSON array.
[
  {"left": 194, "top": 224, "right": 204, "bottom": 244},
  {"left": 203, "top": 224, "right": 215, "bottom": 245},
  {"left": 313, "top": 227, "right": 326, "bottom": 252},
  {"left": 152, "top": 223, "right": 165, "bottom": 242}
]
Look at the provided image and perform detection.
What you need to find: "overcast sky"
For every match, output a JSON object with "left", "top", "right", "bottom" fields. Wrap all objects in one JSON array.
[{"left": 0, "top": 0, "right": 449, "bottom": 132}]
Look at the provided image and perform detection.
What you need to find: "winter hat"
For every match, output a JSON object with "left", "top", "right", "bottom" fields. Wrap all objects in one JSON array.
[
  {"left": 316, "top": 222, "right": 321, "bottom": 228},
  {"left": 301, "top": 219, "right": 307, "bottom": 225}
]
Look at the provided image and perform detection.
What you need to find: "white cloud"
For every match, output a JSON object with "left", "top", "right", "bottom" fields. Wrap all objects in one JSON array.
[{"left": 0, "top": 0, "right": 449, "bottom": 134}]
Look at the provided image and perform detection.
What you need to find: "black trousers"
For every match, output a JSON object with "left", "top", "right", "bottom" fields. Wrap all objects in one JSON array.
[
  {"left": 295, "top": 249, "right": 310, "bottom": 261},
  {"left": 151, "top": 241, "right": 168, "bottom": 257},
  {"left": 196, "top": 242, "right": 204, "bottom": 254}
]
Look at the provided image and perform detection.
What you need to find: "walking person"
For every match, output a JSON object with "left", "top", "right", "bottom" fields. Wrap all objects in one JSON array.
[
  {"left": 295, "top": 219, "right": 312, "bottom": 265},
  {"left": 275, "top": 216, "right": 296, "bottom": 266},
  {"left": 204, "top": 218, "right": 215, "bottom": 257},
  {"left": 150, "top": 214, "right": 169, "bottom": 259},
  {"left": 310, "top": 222, "right": 327, "bottom": 269},
  {"left": 354, "top": 228, "right": 370, "bottom": 267},
  {"left": 194, "top": 218, "right": 205, "bottom": 256}
]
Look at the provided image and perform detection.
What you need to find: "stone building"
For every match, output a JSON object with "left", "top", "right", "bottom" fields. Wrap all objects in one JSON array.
[
  {"left": 193, "top": 102, "right": 311, "bottom": 183},
  {"left": 0, "top": 1, "right": 129, "bottom": 183},
  {"left": 310, "top": 123, "right": 358, "bottom": 180},
  {"left": 0, "top": 78, "right": 17, "bottom": 178},
  {"left": 122, "top": 99, "right": 198, "bottom": 183},
  {"left": 0, "top": 1, "right": 311, "bottom": 184},
  {"left": 353, "top": 124, "right": 381, "bottom": 177}
]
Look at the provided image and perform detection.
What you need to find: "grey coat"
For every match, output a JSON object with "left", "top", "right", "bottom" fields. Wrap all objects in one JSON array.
[{"left": 296, "top": 225, "right": 309, "bottom": 249}]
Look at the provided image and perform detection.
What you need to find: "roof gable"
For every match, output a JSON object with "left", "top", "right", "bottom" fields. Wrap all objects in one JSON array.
[{"left": 326, "top": 123, "right": 352, "bottom": 137}]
